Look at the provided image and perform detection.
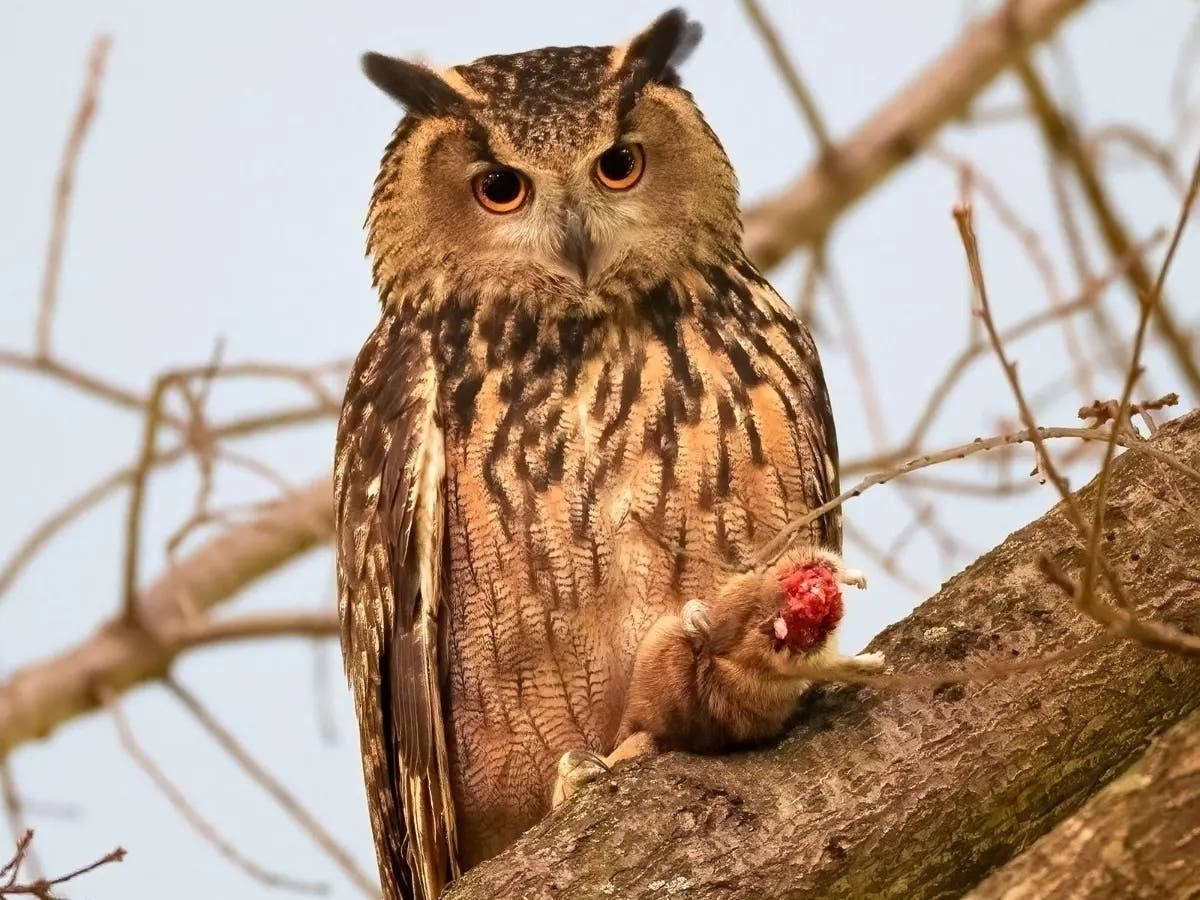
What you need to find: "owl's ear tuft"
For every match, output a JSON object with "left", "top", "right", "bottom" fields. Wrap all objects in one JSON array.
[
  {"left": 620, "top": 8, "right": 703, "bottom": 89},
  {"left": 362, "top": 53, "right": 468, "bottom": 118}
]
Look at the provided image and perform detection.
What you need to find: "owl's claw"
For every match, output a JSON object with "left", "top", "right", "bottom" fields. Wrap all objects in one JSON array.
[{"left": 550, "top": 749, "right": 609, "bottom": 809}]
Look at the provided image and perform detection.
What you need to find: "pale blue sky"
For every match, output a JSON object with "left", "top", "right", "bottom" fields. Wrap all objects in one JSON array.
[{"left": 2, "top": 2, "right": 1197, "bottom": 898}]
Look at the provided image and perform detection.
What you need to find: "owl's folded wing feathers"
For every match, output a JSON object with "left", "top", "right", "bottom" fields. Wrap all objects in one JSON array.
[{"left": 335, "top": 312, "right": 456, "bottom": 900}]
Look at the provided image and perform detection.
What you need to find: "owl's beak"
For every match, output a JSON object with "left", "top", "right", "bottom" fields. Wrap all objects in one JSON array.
[{"left": 560, "top": 209, "right": 594, "bottom": 284}]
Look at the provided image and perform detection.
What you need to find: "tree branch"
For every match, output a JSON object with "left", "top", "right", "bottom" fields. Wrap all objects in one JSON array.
[
  {"left": 0, "top": 479, "right": 332, "bottom": 754},
  {"left": 742, "top": 0, "right": 1091, "bottom": 268},
  {"left": 35, "top": 35, "right": 110, "bottom": 360},
  {"left": 1015, "top": 56, "right": 1200, "bottom": 396},
  {"left": 967, "top": 705, "right": 1200, "bottom": 899}
]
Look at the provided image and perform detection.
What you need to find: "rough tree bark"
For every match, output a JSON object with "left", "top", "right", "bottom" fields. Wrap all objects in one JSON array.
[
  {"left": 968, "top": 705, "right": 1200, "bottom": 899},
  {"left": 448, "top": 411, "right": 1200, "bottom": 900}
]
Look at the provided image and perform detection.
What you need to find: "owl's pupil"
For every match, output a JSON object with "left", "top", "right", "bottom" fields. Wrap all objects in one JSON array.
[
  {"left": 599, "top": 148, "right": 634, "bottom": 180},
  {"left": 482, "top": 171, "right": 521, "bottom": 204}
]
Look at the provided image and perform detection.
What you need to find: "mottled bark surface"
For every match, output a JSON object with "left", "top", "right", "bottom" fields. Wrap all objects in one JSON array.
[
  {"left": 448, "top": 411, "right": 1200, "bottom": 900},
  {"left": 968, "top": 705, "right": 1200, "bottom": 900}
]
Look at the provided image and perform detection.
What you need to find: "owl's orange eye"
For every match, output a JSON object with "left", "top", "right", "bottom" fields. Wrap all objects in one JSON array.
[
  {"left": 472, "top": 169, "right": 529, "bottom": 213},
  {"left": 594, "top": 143, "right": 645, "bottom": 190}
]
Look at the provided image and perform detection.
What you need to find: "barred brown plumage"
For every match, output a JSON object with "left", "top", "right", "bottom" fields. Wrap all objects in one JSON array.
[{"left": 336, "top": 9, "right": 855, "bottom": 899}]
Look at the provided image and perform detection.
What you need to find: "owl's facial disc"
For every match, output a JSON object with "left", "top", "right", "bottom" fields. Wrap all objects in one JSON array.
[{"left": 363, "top": 10, "right": 750, "bottom": 301}]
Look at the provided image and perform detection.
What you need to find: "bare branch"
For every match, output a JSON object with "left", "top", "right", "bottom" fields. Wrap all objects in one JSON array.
[
  {"left": 1080, "top": 150, "right": 1200, "bottom": 626},
  {"left": 956, "top": 194, "right": 1200, "bottom": 656},
  {"left": 1016, "top": 56, "right": 1200, "bottom": 395},
  {"left": 0, "top": 406, "right": 328, "bottom": 610},
  {"left": 164, "top": 679, "right": 377, "bottom": 897},
  {"left": 0, "top": 350, "right": 144, "bottom": 412},
  {"left": 0, "top": 479, "right": 333, "bottom": 754},
  {"left": 121, "top": 373, "right": 183, "bottom": 621},
  {"left": 172, "top": 610, "right": 338, "bottom": 651},
  {"left": 0, "top": 767, "right": 38, "bottom": 883},
  {"left": 101, "top": 688, "right": 328, "bottom": 895},
  {"left": 742, "top": 0, "right": 1092, "bottom": 270},
  {"left": 1, "top": 829, "right": 124, "bottom": 899},
  {"left": 35, "top": 35, "right": 111, "bottom": 360},
  {"left": 754, "top": 423, "right": 1200, "bottom": 569},
  {"left": 1078, "top": 392, "right": 1179, "bottom": 430},
  {"left": 740, "top": 0, "right": 833, "bottom": 158}
]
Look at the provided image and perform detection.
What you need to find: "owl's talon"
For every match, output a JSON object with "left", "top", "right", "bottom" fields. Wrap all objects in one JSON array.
[{"left": 550, "top": 749, "right": 609, "bottom": 809}]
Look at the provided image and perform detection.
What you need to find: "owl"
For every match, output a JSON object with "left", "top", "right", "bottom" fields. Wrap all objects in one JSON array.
[{"left": 335, "top": 9, "right": 882, "bottom": 900}]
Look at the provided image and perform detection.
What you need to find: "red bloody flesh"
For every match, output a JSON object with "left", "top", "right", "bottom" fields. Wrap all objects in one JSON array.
[{"left": 774, "top": 563, "right": 843, "bottom": 652}]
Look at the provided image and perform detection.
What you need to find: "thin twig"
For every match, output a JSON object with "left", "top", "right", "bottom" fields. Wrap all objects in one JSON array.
[
  {"left": 0, "top": 422, "right": 316, "bottom": 609},
  {"left": 844, "top": 521, "right": 930, "bottom": 597},
  {"left": 0, "top": 767, "right": 38, "bottom": 883},
  {"left": 164, "top": 679, "right": 377, "bottom": 897},
  {"left": 956, "top": 197, "right": 1200, "bottom": 656},
  {"left": 0, "top": 350, "right": 145, "bottom": 412},
  {"left": 740, "top": 0, "right": 834, "bottom": 158},
  {"left": 1081, "top": 152, "right": 1200, "bottom": 615},
  {"left": 35, "top": 35, "right": 111, "bottom": 359},
  {"left": 930, "top": 143, "right": 1095, "bottom": 398},
  {"left": 1087, "top": 123, "right": 1188, "bottom": 196},
  {"left": 1, "top": 829, "right": 125, "bottom": 899},
  {"left": 752, "top": 424, "right": 1200, "bottom": 569},
  {"left": 121, "top": 373, "right": 179, "bottom": 621},
  {"left": 1016, "top": 55, "right": 1200, "bottom": 395},
  {"left": 835, "top": 230, "right": 1160, "bottom": 478},
  {"left": 100, "top": 687, "right": 328, "bottom": 896},
  {"left": 172, "top": 611, "right": 339, "bottom": 651}
]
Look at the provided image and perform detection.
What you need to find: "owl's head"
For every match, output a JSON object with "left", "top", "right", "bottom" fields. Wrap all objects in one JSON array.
[{"left": 363, "top": 9, "right": 740, "bottom": 308}]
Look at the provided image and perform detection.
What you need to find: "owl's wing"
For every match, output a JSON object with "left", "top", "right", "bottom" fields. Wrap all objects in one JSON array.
[
  {"left": 792, "top": 318, "right": 841, "bottom": 549},
  {"left": 335, "top": 312, "right": 457, "bottom": 900},
  {"left": 755, "top": 281, "right": 842, "bottom": 550}
]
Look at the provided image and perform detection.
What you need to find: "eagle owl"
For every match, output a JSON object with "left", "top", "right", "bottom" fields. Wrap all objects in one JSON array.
[{"left": 335, "top": 9, "right": 880, "bottom": 899}]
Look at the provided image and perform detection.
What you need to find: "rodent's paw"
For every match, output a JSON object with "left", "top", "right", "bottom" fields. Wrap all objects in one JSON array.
[
  {"left": 840, "top": 567, "right": 868, "bottom": 590},
  {"left": 681, "top": 599, "right": 711, "bottom": 638},
  {"left": 848, "top": 651, "right": 886, "bottom": 673}
]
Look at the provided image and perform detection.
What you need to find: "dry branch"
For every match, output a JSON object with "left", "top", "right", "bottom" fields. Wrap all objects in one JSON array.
[
  {"left": 0, "top": 480, "right": 332, "bottom": 754},
  {"left": 447, "top": 410, "right": 1200, "bottom": 900},
  {"left": 740, "top": 0, "right": 833, "bottom": 157},
  {"left": 966, "top": 705, "right": 1200, "bottom": 900},
  {"left": 163, "top": 679, "right": 376, "bottom": 896},
  {"left": 35, "top": 35, "right": 110, "bottom": 360},
  {"left": 1016, "top": 57, "right": 1200, "bottom": 395},
  {"left": 741, "top": 0, "right": 1091, "bottom": 267},
  {"left": 103, "top": 688, "right": 327, "bottom": 895},
  {"left": 1, "top": 829, "right": 123, "bottom": 900}
]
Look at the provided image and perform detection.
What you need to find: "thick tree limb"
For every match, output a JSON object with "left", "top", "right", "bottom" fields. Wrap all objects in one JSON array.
[
  {"left": 967, "top": 704, "right": 1200, "bottom": 900},
  {"left": 742, "top": 0, "right": 1091, "bottom": 268},
  {"left": 0, "top": 479, "right": 332, "bottom": 754},
  {"left": 448, "top": 410, "right": 1200, "bottom": 900}
]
